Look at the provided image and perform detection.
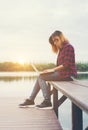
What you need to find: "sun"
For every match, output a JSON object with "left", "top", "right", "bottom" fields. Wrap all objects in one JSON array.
[{"left": 18, "top": 59, "right": 26, "bottom": 65}]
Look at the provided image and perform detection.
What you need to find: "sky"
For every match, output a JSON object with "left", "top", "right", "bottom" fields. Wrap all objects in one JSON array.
[{"left": 0, "top": 0, "right": 88, "bottom": 64}]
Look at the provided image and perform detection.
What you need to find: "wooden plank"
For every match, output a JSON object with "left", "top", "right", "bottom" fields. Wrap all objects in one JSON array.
[
  {"left": 53, "top": 87, "right": 58, "bottom": 117},
  {"left": 57, "top": 95, "right": 67, "bottom": 107},
  {"left": 0, "top": 98, "right": 62, "bottom": 130},
  {"left": 50, "top": 81, "right": 88, "bottom": 114},
  {"left": 70, "top": 80, "right": 88, "bottom": 88}
]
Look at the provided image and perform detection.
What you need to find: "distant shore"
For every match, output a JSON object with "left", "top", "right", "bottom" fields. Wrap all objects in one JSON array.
[{"left": 0, "top": 62, "right": 88, "bottom": 72}]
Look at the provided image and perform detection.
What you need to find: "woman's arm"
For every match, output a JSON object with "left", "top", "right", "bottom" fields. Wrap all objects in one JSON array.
[
  {"left": 53, "top": 64, "right": 65, "bottom": 71},
  {"left": 41, "top": 64, "right": 65, "bottom": 74}
]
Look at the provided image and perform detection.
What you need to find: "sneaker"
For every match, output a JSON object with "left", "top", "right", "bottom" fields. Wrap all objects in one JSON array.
[
  {"left": 36, "top": 99, "right": 52, "bottom": 108},
  {"left": 19, "top": 99, "right": 35, "bottom": 107}
]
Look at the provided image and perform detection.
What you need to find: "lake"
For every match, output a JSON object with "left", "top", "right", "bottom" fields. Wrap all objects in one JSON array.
[{"left": 0, "top": 72, "right": 88, "bottom": 130}]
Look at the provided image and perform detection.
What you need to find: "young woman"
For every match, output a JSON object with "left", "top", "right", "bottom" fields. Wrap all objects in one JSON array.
[{"left": 19, "top": 30, "right": 77, "bottom": 108}]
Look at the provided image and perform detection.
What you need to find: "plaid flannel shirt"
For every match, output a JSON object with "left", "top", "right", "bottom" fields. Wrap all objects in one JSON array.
[{"left": 57, "top": 43, "right": 77, "bottom": 79}]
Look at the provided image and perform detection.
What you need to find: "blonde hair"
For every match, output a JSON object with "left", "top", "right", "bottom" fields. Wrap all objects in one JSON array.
[{"left": 49, "top": 31, "right": 69, "bottom": 53}]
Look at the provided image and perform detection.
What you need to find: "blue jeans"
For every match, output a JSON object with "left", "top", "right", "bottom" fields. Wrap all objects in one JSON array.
[{"left": 29, "top": 72, "right": 72, "bottom": 101}]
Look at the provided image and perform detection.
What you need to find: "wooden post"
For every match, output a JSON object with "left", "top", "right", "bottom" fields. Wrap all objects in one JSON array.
[
  {"left": 53, "top": 87, "right": 58, "bottom": 117},
  {"left": 72, "top": 103, "right": 83, "bottom": 130}
]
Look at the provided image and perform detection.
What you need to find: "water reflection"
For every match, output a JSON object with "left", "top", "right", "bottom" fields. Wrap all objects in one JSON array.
[
  {"left": 0, "top": 76, "right": 37, "bottom": 82},
  {"left": 77, "top": 73, "right": 88, "bottom": 80}
]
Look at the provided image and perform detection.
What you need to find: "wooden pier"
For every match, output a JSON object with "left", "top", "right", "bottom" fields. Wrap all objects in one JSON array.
[
  {"left": 0, "top": 98, "right": 62, "bottom": 130},
  {"left": 48, "top": 80, "right": 88, "bottom": 130},
  {"left": 0, "top": 80, "right": 88, "bottom": 130}
]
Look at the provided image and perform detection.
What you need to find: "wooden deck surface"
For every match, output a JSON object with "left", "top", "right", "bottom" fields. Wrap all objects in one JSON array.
[
  {"left": 0, "top": 98, "right": 62, "bottom": 130},
  {"left": 50, "top": 81, "right": 88, "bottom": 114},
  {"left": 48, "top": 80, "right": 88, "bottom": 130}
]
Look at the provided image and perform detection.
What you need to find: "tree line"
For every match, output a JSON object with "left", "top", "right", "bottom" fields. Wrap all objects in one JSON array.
[{"left": 0, "top": 62, "right": 88, "bottom": 72}]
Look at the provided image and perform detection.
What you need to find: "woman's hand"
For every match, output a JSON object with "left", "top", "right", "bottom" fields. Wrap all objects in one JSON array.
[{"left": 41, "top": 69, "right": 55, "bottom": 74}]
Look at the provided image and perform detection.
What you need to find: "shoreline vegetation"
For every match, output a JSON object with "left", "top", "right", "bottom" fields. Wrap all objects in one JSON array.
[{"left": 0, "top": 62, "right": 88, "bottom": 72}]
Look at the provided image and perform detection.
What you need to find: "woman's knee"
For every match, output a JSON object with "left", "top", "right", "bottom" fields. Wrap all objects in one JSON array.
[
  {"left": 38, "top": 73, "right": 46, "bottom": 81},
  {"left": 38, "top": 74, "right": 43, "bottom": 79}
]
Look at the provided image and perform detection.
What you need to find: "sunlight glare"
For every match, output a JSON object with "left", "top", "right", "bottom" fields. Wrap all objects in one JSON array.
[{"left": 18, "top": 59, "right": 26, "bottom": 65}]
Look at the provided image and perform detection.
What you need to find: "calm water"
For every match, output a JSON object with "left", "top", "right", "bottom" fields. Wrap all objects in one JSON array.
[{"left": 0, "top": 72, "right": 88, "bottom": 130}]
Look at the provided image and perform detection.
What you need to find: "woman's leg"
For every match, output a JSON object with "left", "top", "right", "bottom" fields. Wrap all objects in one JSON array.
[
  {"left": 19, "top": 72, "right": 73, "bottom": 107},
  {"left": 29, "top": 78, "right": 41, "bottom": 101},
  {"left": 29, "top": 72, "right": 59, "bottom": 101}
]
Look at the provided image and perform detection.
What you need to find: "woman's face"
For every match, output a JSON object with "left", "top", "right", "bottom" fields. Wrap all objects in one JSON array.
[{"left": 53, "top": 36, "right": 62, "bottom": 49}]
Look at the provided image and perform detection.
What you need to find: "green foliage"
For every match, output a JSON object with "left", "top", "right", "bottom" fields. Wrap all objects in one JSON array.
[
  {"left": 0, "top": 62, "right": 34, "bottom": 72},
  {"left": 76, "top": 62, "right": 88, "bottom": 72},
  {"left": 0, "top": 61, "right": 88, "bottom": 72}
]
